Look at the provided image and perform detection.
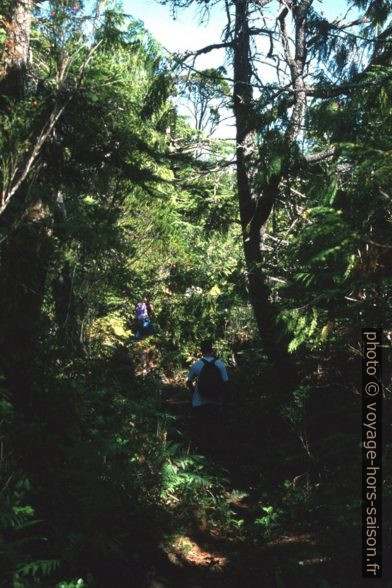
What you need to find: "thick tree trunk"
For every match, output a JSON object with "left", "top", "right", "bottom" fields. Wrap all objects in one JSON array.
[
  {"left": 0, "top": 210, "right": 51, "bottom": 414},
  {"left": 233, "top": 0, "right": 297, "bottom": 391},
  {"left": 0, "top": 0, "right": 52, "bottom": 415},
  {"left": 0, "top": 0, "right": 34, "bottom": 98}
]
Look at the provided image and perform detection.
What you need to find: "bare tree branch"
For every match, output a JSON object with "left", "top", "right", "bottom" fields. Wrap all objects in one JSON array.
[
  {"left": 181, "top": 41, "right": 234, "bottom": 60},
  {"left": 305, "top": 146, "right": 338, "bottom": 162},
  {"left": 278, "top": 1, "right": 313, "bottom": 144}
]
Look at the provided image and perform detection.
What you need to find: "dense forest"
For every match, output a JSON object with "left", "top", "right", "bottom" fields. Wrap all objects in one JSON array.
[{"left": 0, "top": 0, "right": 391, "bottom": 586}]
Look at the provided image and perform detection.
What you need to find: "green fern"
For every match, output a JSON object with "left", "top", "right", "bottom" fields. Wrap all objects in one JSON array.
[{"left": 14, "top": 558, "right": 60, "bottom": 580}]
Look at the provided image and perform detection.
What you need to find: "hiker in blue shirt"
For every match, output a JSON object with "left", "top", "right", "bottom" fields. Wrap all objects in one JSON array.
[{"left": 187, "top": 339, "right": 229, "bottom": 451}]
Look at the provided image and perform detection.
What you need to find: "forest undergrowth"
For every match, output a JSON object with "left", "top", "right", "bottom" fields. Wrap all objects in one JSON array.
[
  {"left": 2, "top": 331, "right": 386, "bottom": 588},
  {"left": 114, "top": 337, "right": 386, "bottom": 588}
]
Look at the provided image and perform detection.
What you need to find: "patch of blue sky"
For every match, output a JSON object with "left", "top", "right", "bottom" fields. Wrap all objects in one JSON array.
[
  {"left": 123, "top": 0, "right": 356, "bottom": 63},
  {"left": 122, "top": 1, "right": 363, "bottom": 137}
]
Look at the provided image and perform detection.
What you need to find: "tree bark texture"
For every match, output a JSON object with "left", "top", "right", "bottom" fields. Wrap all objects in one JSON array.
[{"left": 0, "top": 0, "right": 34, "bottom": 98}]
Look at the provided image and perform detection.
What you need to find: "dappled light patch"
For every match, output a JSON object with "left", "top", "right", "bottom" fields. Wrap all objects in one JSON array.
[
  {"left": 170, "top": 535, "right": 228, "bottom": 569},
  {"left": 267, "top": 532, "right": 316, "bottom": 547},
  {"left": 298, "top": 556, "right": 332, "bottom": 567}
]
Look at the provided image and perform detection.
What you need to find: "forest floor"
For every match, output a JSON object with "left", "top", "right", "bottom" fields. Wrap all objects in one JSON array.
[{"left": 139, "top": 372, "right": 375, "bottom": 588}]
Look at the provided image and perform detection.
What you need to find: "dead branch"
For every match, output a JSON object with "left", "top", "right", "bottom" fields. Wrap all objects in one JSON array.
[
  {"left": 0, "top": 40, "right": 103, "bottom": 217},
  {"left": 305, "top": 146, "right": 338, "bottom": 162},
  {"left": 181, "top": 41, "right": 234, "bottom": 61}
]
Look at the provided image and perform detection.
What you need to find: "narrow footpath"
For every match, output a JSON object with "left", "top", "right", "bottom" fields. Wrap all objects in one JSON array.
[{"left": 139, "top": 373, "right": 357, "bottom": 588}]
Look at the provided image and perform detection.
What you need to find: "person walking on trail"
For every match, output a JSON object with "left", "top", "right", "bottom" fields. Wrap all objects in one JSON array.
[
  {"left": 134, "top": 296, "right": 155, "bottom": 341},
  {"left": 186, "top": 339, "right": 229, "bottom": 451}
]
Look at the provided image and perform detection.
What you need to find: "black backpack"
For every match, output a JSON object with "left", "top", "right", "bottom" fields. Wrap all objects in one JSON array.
[{"left": 198, "top": 358, "right": 224, "bottom": 401}]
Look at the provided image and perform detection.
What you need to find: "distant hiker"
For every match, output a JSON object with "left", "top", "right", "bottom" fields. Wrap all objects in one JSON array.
[
  {"left": 134, "top": 296, "right": 156, "bottom": 341},
  {"left": 186, "top": 339, "right": 229, "bottom": 452}
]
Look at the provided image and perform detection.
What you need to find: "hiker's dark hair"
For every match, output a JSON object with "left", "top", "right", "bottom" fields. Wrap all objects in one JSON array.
[{"left": 201, "top": 339, "right": 213, "bottom": 354}]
